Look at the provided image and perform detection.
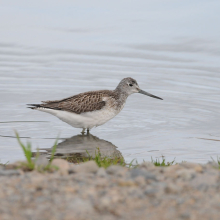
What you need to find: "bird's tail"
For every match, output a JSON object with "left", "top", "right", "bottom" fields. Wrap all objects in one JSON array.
[{"left": 27, "top": 104, "right": 42, "bottom": 109}]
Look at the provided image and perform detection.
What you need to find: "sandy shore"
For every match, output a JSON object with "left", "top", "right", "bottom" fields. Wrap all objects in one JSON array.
[{"left": 0, "top": 160, "right": 220, "bottom": 220}]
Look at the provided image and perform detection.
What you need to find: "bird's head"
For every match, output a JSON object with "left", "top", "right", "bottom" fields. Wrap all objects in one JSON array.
[{"left": 116, "top": 77, "right": 163, "bottom": 100}]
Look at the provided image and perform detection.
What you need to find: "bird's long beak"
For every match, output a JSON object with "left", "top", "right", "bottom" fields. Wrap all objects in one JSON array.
[{"left": 138, "top": 89, "right": 163, "bottom": 100}]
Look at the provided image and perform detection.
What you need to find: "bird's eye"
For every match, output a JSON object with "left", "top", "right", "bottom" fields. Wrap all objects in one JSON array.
[{"left": 129, "top": 84, "right": 133, "bottom": 87}]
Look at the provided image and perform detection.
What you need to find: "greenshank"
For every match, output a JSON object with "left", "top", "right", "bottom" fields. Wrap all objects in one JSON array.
[{"left": 28, "top": 77, "right": 162, "bottom": 133}]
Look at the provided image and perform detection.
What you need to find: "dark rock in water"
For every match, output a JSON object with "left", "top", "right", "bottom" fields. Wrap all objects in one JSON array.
[{"left": 33, "top": 133, "right": 124, "bottom": 163}]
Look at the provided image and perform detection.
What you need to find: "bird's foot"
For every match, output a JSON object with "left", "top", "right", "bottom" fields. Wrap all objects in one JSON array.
[{"left": 86, "top": 128, "right": 90, "bottom": 135}]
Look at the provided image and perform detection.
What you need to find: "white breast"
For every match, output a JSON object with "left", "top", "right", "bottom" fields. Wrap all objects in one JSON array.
[
  {"left": 37, "top": 106, "right": 120, "bottom": 129},
  {"left": 36, "top": 96, "right": 126, "bottom": 129}
]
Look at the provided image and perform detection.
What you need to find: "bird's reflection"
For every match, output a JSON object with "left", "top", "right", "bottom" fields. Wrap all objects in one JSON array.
[{"left": 34, "top": 133, "right": 123, "bottom": 163}]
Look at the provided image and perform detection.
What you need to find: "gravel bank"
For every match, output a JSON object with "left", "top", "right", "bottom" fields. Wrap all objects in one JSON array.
[{"left": 0, "top": 160, "right": 220, "bottom": 220}]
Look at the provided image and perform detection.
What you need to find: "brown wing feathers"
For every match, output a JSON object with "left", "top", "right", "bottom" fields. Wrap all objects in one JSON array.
[{"left": 28, "top": 91, "right": 107, "bottom": 114}]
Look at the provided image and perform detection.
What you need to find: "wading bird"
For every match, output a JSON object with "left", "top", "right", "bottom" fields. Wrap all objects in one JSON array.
[{"left": 28, "top": 77, "right": 163, "bottom": 134}]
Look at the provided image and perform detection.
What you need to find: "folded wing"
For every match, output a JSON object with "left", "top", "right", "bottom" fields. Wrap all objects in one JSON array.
[{"left": 28, "top": 91, "right": 107, "bottom": 114}]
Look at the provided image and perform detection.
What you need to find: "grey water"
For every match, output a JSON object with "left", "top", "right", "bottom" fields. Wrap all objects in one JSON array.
[{"left": 0, "top": 0, "right": 220, "bottom": 164}]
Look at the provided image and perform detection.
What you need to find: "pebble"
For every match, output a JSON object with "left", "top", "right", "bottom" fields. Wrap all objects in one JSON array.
[
  {"left": 176, "top": 169, "right": 196, "bottom": 180},
  {"left": 165, "top": 183, "right": 181, "bottom": 194},
  {"left": 134, "top": 176, "right": 146, "bottom": 186},
  {"left": 96, "top": 167, "right": 107, "bottom": 177},
  {"left": 206, "top": 161, "right": 220, "bottom": 169},
  {"left": 180, "top": 162, "right": 203, "bottom": 173},
  {"left": 51, "top": 159, "right": 70, "bottom": 175},
  {"left": 70, "top": 161, "right": 99, "bottom": 174},
  {"left": 0, "top": 169, "right": 21, "bottom": 176},
  {"left": 106, "top": 165, "right": 127, "bottom": 175},
  {"left": 130, "top": 168, "right": 157, "bottom": 181},
  {"left": 144, "top": 187, "right": 158, "bottom": 196},
  {"left": 34, "top": 155, "right": 49, "bottom": 167},
  {"left": 190, "top": 172, "right": 219, "bottom": 190},
  {"left": 140, "top": 161, "right": 155, "bottom": 169}
]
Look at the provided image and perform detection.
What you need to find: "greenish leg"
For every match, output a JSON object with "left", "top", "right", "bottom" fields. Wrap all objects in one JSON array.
[
  {"left": 81, "top": 128, "right": 86, "bottom": 135},
  {"left": 87, "top": 128, "right": 90, "bottom": 134}
]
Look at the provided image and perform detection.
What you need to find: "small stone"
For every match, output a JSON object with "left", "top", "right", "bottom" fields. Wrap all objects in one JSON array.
[
  {"left": 106, "top": 165, "right": 126, "bottom": 176},
  {"left": 95, "top": 197, "right": 112, "bottom": 211},
  {"left": 71, "top": 161, "right": 99, "bottom": 174},
  {"left": 176, "top": 169, "right": 196, "bottom": 180},
  {"left": 67, "top": 198, "right": 94, "bottom": 214},
  {"left": 134, "top": 176, "right": 146, "bottom": 186},
  {"left": 117, "top": 179, "right": 136, "bottom": 187},
  {"left": 5, "top": 161, "right": 26, "bottom": 170},
  {"left": 0, "top": 169, "right": 21, "bottom": 176},
  {"left": 117, "top": 169, "right": 128, "bottom": 177},
  {"left": 180, "top": 162, "right": 203, "bottom": 172},
  {"left": 144, "top": 188, "right": 157, "bottom": 196},
  {"left": 206, "top": 161, "right": 219, "bottom": 169},
  {"left": 34, "top": 155, "right": 49, "bottom": 167},
  {"left": 96, "top": 167, "right": 107, "bottom": 177},
  {"left": 191, "top": 173, "right": 219, "bottom": 190},
  {"left": 163, "top": 164, "right": 181, "bottom": 173},
  {"left": 140, "top": 161, "right": 155, "bottom": 169},
  {"left": 130, "top": 168, "right": 157, "bottom": 181},
  {"left": 162, "top": 165, "right": 181, "bottom": 178},
  {"left": 179, "top": 212, "right": 191, "bottom": 220},
  {"left": 51, "top": 159, "right": 70, "bottom": 175},
  {"left": 194, "top": 165, "right": 203, "bottom": 173},
  {"left": 94, "top": 178, "right": 108, "bottom": 187},
  {"left": 165, "top": 183, "right": 181, "bottom": 194}
]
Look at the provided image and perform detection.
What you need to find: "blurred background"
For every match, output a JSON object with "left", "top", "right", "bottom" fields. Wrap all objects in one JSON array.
[{"left": 0, "top": 0, "right": 220, "bottom": 164}]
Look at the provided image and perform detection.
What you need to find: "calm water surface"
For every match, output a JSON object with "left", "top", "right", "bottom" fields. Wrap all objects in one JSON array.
[{"left": 0, "top": 0, "right": 220, "bottom": 163}]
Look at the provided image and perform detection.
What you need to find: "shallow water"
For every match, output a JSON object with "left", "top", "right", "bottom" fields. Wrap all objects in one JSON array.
[{"left": 0, "top": 0, "right": 220, "bottom": 164}]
